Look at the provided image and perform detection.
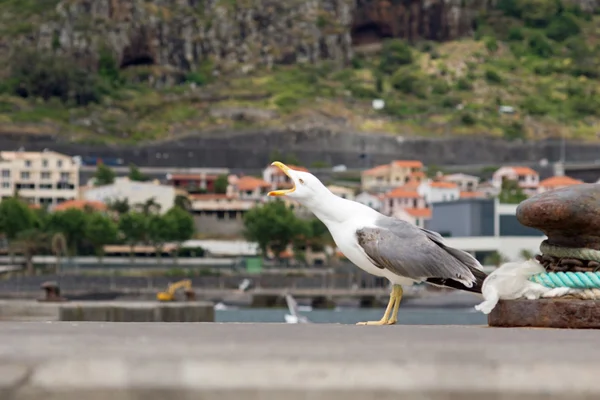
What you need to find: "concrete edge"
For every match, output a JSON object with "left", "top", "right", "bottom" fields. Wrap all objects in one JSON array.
[{"left": 6, "top": 359, "right": 600, "bottom": 395}]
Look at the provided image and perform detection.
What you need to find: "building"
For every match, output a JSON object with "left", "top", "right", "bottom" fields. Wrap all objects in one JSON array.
[
  {"left": 327, "top": 185, "right": 355, "bottom": 201},
  {"left": 441, "top": 173, "right": 480, "bottom": 192},
  {"left": 263, "top": 164, "right": 309, "bottom": 191},
  {"left": 393, "top": 207, "right": 432, "bottom": 228},
  {"left": 361, "top": 160, "right": 424, "bottom": 192},
  {"left": 492, "top": 166, "right": 539, "bottom": 195},
  {"left": 383, "top": 186, "right": 422, "bottom": 216},
  {"left": 355, "top": 191, "right": 383, "bottom": 211},
  {"left": 538, "top": 176, "right": 584, "bottom": 193},
  {"left": 0, "top": 150, "right": 80, "bottom": 207},
  {"left": 228, "top": 175, "right": 271, "bottom": 201},
  {"left": 418, "top": 180, "right": 460, "bottom": 204},
  {"left": 82, "top": 177, "right": 175, "bottom": 214},
  {"left": 189, "top": 194, "right": 254, "bottom": 236},
  {"left": 425, "top": 198, "right": 544, "bottom": 263},
  {"left": 166, "top": 173, "right": 219, "bottom": 193}
]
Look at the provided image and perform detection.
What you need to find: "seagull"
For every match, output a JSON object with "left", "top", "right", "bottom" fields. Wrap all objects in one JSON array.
[{"left": 268, "top": 162, "right": 487, "bottom": 326}]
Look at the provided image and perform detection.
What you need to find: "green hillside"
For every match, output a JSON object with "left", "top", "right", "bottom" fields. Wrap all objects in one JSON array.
[{"left": 0, "top": 0, "right": 599, "bottom": 143}]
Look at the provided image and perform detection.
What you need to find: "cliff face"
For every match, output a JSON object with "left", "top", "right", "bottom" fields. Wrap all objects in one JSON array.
[{"left": 8, "top": 0, "right": 599, "bottom": 77}]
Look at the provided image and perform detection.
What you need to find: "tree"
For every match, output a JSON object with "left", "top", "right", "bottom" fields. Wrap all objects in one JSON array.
[
  {"left": 51, "top": 232, "right": 67, "bottom": 274},
  {"left": 106, "top": 198, "right": 130, "bottom": 215},
  {"left": 378, "top": 39, "right": 413, "bottom": 75},
  {"left": 498, "top": 179, "right": 528, "bottom": 204},
  {"left": 214, "top": 174, "right": 228, "bottom": 194},
  {"left": 243, "top": 199, "right": 308, "bottom": 259},
  {"left": 128, "top": 164, "right": 148, "bottom": 182},
  {"left": 0, "top": 197, "right": 37, "bottom": 263},
  {"left": 147, "top": 214, "right": 175, "bottom": 263},
  {"left": 85, "top": 212, "right": 118, "bottom": 262},
  {"left": 164, "top": 207, "right": 195, "bottom": 263},
  {"left": 118, "top": 212, "right": 148, "bottom": 263},
  {"left": 12, "top": 228, "right": 48, "bottom": 275},
  {"left": 135, "top": 197, "right": 161, "bottom": 216},
  {"left": 94, "top": 164, "right": 116, "bottom": 186},
  {"left": 484, "top": 251, "right": 508, "bottom": 267},
  {"left": 45, "top": 208, "right": 89, "bottom": 256},
  {"left": 519, "top": 249, "right": 535, "bottom": 260},
  {"left": 174, "top": 194, "right": 191, "bottom": 211}
]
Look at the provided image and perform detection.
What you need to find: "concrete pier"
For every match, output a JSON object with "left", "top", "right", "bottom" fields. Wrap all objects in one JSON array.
[
  {"left": 0, "top": 300, "right": 215, "bottom": 322},
  {"left": 0, "top": 322, "right": 599, "bottom": 399}
]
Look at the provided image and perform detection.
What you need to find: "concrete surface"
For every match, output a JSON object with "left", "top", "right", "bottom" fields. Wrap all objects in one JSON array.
[
  {"left": 0, "top": 301, "right": 214, "bottom": 322},
  {"left": 0, "top": 322, "right": 599, "bottom": 399}
]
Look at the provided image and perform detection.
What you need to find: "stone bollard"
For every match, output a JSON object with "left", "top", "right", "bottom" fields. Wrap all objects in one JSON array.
[
  {"left": 489, "top": 183, "right": 600, "bottom": 329},
  {"left": 38, "top": 281, "right": 67, "bottom": 303}
]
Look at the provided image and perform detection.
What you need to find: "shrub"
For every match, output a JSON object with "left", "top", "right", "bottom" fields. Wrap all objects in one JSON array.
[
  {"left": 378, "top": 39, "right": 413, "bottom": 75},
  {"left": 456, "top": 78, "right": 473, "bottom": 91},
  {"left": 545, "top": 13, "right": 581, "bottom": 42},
  {"left": 484, "top": 36, "right": 499, "bottom": 53},
  {"left": 528, "top": 32, "right": 553, "bottom": 58},
  {"left": 390, "top": 71, "right": 427, "bottom": 98},
  {"left": 507, "top": 27, "right": 524, "bottom": 41},
  {"left": 520, "top": 96, "right": 550, "bottom": 116},
  {"left": 460, "top": 112, "right": 476, "bottom": 125},
  {"left": 440, "top": 96, "right": 460, "bottom": 108},
  {"left": 484, "top": 68, "right": 503, "bottom": 84},
  {"left": 431, "top": 80, "right": 450, "bottom": 95},
  {"left": 503, "top": 121, "right": 526, "bottom": 140}
]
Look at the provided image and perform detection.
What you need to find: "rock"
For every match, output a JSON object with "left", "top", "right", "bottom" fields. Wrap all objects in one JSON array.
[{"left": 516, "top": 183, "right": 600, "bottom": 249}]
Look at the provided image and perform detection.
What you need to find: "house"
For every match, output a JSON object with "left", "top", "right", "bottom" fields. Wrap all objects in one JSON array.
[
  {"left": 361, "top": 160, "right": 424, "bottom": 192},
  {"left": 441, "top": 173, "right": 480, "bottom": 192},
  {"left": 393, "top": 207, "right": 432, "bottom": 228},
  {"left": 327, "top": 185, "right": 355, "bottom": 201},
  {"left": 355, "top": 191, "right": 383, "bottom": 211},
  {"left": 82, "top": 177, "right": 175, "bottom": 214},
  {"left": 418, "top": 180, "right": 460, "bottom": 204},
  {"left": 227, "top": 175, "right": 271, "bottom": 201},
  {"left": 53, "top": 199, "right": 107, "bottom": 212},
  {"left": 166, "top": 173, "right": 219, "bottom": 193},
  {"left": 459, "top": 191, "right": 487, "bottom": 199},
  {"left": 538, "top": 176, "right": 584, "bottom": 193},
  {"left": 0, "top": 150, "right": 80, "bottom": 207},
  {"left": 477, "top": 181, "right": 501, "bottom": 198},
  {"left": 382, "top": 185, "right": 428, "bottom": 216},
  {"left": 263, "top": 164, "right": 309, "bottom": 191},
  {"left": 189, "top": 194, "right": 255, "bottom": 236},
  {"left": 492, "top": 166, "right": 539, "bottom": 195}
]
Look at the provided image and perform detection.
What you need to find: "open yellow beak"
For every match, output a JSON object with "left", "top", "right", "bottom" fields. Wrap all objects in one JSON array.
[{"left": 268, "top": 161, "right": 296, "bottom": 196}]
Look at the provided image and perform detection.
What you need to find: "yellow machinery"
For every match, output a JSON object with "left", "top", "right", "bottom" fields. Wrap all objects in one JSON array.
[{"left": 156, "top": 279, "right": 196, "bottom": 302}]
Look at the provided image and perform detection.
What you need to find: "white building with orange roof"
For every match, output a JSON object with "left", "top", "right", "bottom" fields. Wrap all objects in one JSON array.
[
  {"left": 441, "top": 173, "right": 480, "bottom": 192},
  {"left": 361, "top": 160, "right": 424, "bottom": 192},
  {"left": 227, "top": 175, "right": 272, "bottom": 201},
  {"left": 382, "top": 185, "right": 429, "bottom": 217},
  {"left": 263, "top": 163, "right": 309, "bottom": 191},
  {"left": 355, "top": 191, "right": 383, "bottom": 211},
  {"left": 492, "top": 166, "right": 539, "bottom": 195},
  {"left": 537, "top": 175, "right": 584, "bottom": 194},
  {"left": 418, "top": 180, "right": 460, "bottom": 204},
  {"left": 393, "top": 207, "right": 432, "bottom": 228}
]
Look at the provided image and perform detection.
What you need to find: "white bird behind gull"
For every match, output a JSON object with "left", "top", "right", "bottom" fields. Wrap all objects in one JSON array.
[{"left": 268, "top": 162, "right": 487, "bottom": 326}]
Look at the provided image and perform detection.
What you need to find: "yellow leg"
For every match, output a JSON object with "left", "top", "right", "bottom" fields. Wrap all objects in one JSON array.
[
  {"left": 356, "top": 284, "right": 403, "bottom": 326},
  {"left": 386, "top": 285, "right": 403, "bottom": 325}
]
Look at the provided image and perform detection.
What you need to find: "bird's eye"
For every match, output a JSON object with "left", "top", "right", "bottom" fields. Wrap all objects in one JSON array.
[{"left": 299, "top": 178, "right": 305, "bottom": 184}]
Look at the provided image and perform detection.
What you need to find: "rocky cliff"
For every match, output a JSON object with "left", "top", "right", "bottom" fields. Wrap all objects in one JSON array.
[{"left": 1, "top": 0, "right": 504, "bottom": 78}]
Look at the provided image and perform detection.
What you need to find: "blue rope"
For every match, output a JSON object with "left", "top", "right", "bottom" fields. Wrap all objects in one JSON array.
[{"left": 529, "top": 272, "right": 600, "bottom": 289}]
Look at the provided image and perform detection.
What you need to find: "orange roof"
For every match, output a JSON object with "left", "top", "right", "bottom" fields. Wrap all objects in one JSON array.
[
  {"left": 539, "top": 176, "right": 584, "bottom": 188},
  {"left": 169, "top": 174, "right": 217, "bottom": 180},
  {"left": 236, "top": 176, "right": 271, "bottom": 191},
  {"left": 385, "top": 187, "right": 421, "bottom": 198},
  {"left": 509, "top": 166, "right": 538, "bottom": 176},
  {"left": 28, "top": 204, "right": 41, "bottom": 210},
  {"left": 460, "top": 191, "right": 486, "bottom": 199},
  {"left": 190, "top": 194, "right": 232, "bottom": 200},
  {"left": 393, "top": 160, "right": 423, "bottom": 168},
  {"left": 269, "top": 164, "right": 309, "bottom": 175},
  {"left": 429, "top": 181, "right": 458, "bottom": 189},
  {"left": 362, "top": 164, "right": 390, "bottom": 176},
  {"left": 404, "top": 207, "right": 432, "bottom": 218},
  {"left": 54, "top": 200, "right": 107, "bottom": 212},
  {"left": 410, "top": 171, "right": 426, "bottom": 178}
]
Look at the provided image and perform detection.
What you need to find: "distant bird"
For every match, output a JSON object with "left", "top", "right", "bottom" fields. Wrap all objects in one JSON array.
[{"left": 268, "top": 162, "right": 487, "bottom": 325}]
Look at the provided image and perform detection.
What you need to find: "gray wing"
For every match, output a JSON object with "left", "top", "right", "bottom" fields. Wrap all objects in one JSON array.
[{"left": 356, "top": 219, "right": 481, "bottom": 283}]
